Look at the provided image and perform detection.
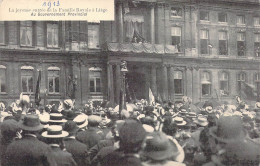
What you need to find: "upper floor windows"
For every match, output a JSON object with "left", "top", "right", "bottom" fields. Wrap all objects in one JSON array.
[
  {"left": 20, "top": 21, "right": 33, "bottom": 46},
  {"left": 47, "top": 22, "right": 59, "bottom": 48},
  {"left": 48, "top": 67, "right": 60, "bottom": 94},
  {"left": 21, "top": 66, "right": 34, "bottom": 93},
  {"left": 200, "top": 11, "right": 209, "bottom": 21},
  {"left": 171, "top": 27, "right": 182, "bottom": 52},
  {"left": 174, "top": 71, "right": 183, "bottom": 94},
  {"left": 219, "top": 31, "right": 228, "bottom": 55},
  {"left": 88, "top": 24, "right": 100, "bottom": 49},
  {"left": 89, "top": 67, "right": 102, "bottom": 93},
  {"left": 200, "top": 29, "right": 209, "bottom": 54},
  {"left": 218, "top": 13, "right": 227, "bottom": 23},
  {"left": 170, "top": 7, "right": 182, "bottom": 17},
  {"left": 201, "top": 71, "right": 211, "bottom": 96},
  {"left": 237, "top": 32, "right": 246, "bottom": 56},
  {"left": 0, "top": 22, "right": 5, "bottom": 45},
  {"left": 254, "top": 17, "right": 260, "bottom": 26},
  {"left": 254, "top": 33, "right": 260, "bottom": 57},
  {"left": 237, "top": 15, "right": 245, "bottom": 25}
]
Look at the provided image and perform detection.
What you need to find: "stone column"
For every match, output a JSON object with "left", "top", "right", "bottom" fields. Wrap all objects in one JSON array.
[
  {"left": 115, "top": 64, "right": 121, "bottom": 104},
  {"left": 169, "top": 66, "right": 175, "bottom": 101},
  {"left": 151, "top": 66, "right": 157, "bottom": 96},
  {"left": 162, "top": 65, "right": 168, "bottom": 101},
  {"left": 117, "top": 2, "right": 124, "bottom": 43},
  {"left": 150, "top": 3, "right": 155, "bottom": 44},
  {"left": 107, "top": 63, "right": 114, "bottom": 104}
]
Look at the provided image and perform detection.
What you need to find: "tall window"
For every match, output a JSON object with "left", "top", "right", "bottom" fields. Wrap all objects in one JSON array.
[
  {"left": 201, "top": 71, "right": 211, "bottom": 96},
  {"left": 237, "top": 15, "right": 245, "bottom": 25},
  {"left": 200, "top": 11, "right": 209, "bottom": 21},
  {"left": 254, "top": 73, "right": 260, "bottom": 88},
  {"left": 48, "top": 67, "right": 60, "bottom": 94},
  {"left": 69, "top": 21, "right": 87, "bottom": 43},
  {"left": 200, "top": 30, "right": 209, "bottom": 54},
  {"left": 0, "top": 65, "right": 6, "bottom": 93},
  {"left": 220, "top": 72, "right": 229, "bottom": 95},
  {"left": 47, "top": 23, "right": 59, "bottom": 48},
  {"left": 21, "top": 66, "right": 34, "bottom": 93},
  {"left": 237, "top": 32, "right": 245, "bottom": 56},
  {"left": 254, "top": 17, "right": 260, "bottom": 26},
  {"left": 237, "top": 72, "right": 246, "bottom": 91},
  {"left": 88, "top": 24, "right": 100, "bottom": 49},
  {"left": 20, "top": 21, "right": 33, "bottom": 46},
  {"left": 219, "top": 31, "right": 228, "bottom": 55},
  {"left": 171, "top": 27, "right": 181, "bottom": 52},
  {"left": 0, "top": 22, "right": 5, "bottom": 44},
  {"left": 218, "top": 13, "right": 227, "bottom": 23},
  {"left": 174, "top": 71, "right": 183, "bottom": 94},
  {"left": 255, "top": 33, "right": 260, "bottom": 57},
  {"left": 89, "top": 67, "right": 102, "bottom": 93},
  {"left": 171, "top": 7, "right": 182, "bottom": 17}
]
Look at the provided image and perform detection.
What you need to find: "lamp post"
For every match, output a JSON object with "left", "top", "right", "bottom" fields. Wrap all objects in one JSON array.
[{"left": 119, "top": 61, "right": 128, "bottom": 119}]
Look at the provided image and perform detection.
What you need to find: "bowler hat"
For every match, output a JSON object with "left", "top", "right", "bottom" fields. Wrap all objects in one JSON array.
[
  {"left": 42, "top": 125, "right": 68, "bottom": 138},
  {"left": 18, "top": 114, "right": 43, "bottom": 131},
  {"left": 142, "top": 131, "right": 180, "bottom": 161},
  {"left": 209, "top": 115, "right": 246, "bottom": 143}
]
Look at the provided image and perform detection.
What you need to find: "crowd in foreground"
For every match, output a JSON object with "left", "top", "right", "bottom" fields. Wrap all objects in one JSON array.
[{"left": 0, "top": 95, "right": 260, "bottom": 166}]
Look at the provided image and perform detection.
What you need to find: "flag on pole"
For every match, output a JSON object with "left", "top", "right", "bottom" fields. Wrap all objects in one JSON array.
[
  {"left": 35, "top": 70, "right": 41, "bottom": 106},
  {"left": 149, "top": 88, "right": 155, "bottom": 105}
]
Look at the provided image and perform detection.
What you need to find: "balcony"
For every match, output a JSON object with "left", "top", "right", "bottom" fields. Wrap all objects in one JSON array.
[{"left": 103, "top": 42, "right": 180, "bottom": 55}]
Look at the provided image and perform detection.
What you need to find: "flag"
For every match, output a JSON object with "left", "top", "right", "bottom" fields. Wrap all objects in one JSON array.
[
  {"left": 35, "top": 70, "right": 41, "bottom": 106},
  {"left": 240, "top": 82, "right": 257, "bottom": 101},
  {"left": 149, "top": 88, "right": 155, "bottom": 105}
]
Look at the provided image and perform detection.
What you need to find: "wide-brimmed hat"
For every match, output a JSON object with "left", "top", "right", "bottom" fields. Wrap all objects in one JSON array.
[
  {"left": 73, "top": 113, "right": 88, "bottom": 128},
  {"left": 48, "top": 113, "right": 67, "bottom": 124},
  {"left": 186, "top": 112, "right": 197, "bottom": 118},
  {"left": 209, "top": 115, "right": 247, "bottom": 143},
  {"left": 42, "top": 125, "right": 69, "bottom": 138},
  {"left": 64, "top": 99, "right": 74, "bottom": 109},
  {"left": 142, "top": 131, "right": 180, "bottom": 161},
  {"left": 173, "top": 117, "right": 187, "bottom": 126},
  {"left": 39, "top": 113, "right": 50, "bottom": 128},
  {"left": 18, "top": 114, "right": 44, "bottom": 131},
  {"left": 194, "top": 116, "right": 208, "bottom": 127}
]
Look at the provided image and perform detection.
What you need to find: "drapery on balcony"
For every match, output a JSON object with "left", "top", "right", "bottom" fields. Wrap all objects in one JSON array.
[{"left": 103, "top": 42, "right": 179, "bottom": 54}]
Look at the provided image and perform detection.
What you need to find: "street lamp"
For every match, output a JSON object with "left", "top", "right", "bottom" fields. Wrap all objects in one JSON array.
[{"left": 119, "top": 61, "right": 128, "bottom": 119}]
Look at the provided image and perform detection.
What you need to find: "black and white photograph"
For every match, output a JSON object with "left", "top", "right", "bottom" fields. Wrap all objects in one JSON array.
[{"left": 0, "top": 0, "right": 260, "bottom": 165}]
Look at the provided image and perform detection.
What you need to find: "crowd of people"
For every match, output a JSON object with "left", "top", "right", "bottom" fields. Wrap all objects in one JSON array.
[{"left": 0, "top": 94, "right": 260, "bottom": 166}]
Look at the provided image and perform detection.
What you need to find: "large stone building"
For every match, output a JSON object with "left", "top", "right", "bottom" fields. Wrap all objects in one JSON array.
[{"left": 1, "top": 0, "right": 260, "bottom": 107}]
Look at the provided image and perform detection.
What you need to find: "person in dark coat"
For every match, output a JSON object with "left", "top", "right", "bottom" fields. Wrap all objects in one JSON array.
[
  {"left": 100, "top": 119, "right": 146, "bottom": 166},
  {"left": 76, "top": 115, "right": 105, "bottom": 149},
  {"left": 42, "top": 125, "right": 77, "bottom": 166},
  {"left": 0, "top": 119, "right": 20, "bottom": 165},
  {"left": 63, "top": 121, "right": 90, "bottom": 166},
  {"left": 5, "top": 114, "right": 56, "bottom": 166}
]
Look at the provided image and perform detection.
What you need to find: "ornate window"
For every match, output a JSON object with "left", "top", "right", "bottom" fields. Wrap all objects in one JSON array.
[
  {"left": 47, "top": 22, "right": 59, "bottom": 48},
  {"left": 21, "top": 66, "right": 34, "bottom": 93},
  {"left": 237, "top": 32, "right": 245, "bottom": 56},
  {"left": 201, "top": 71, "right": 211, "bottom": 96},
  {"left": 237, "top": 72, "right": 246, "bottom": 91},
  {"left": 200, "top": 29, "right": 209, "bottom": 54},
  {"left": 88, "top": 23, "right": 100, "bottom": 49},
  {"left": 219, "top": 31, "right": 228, "bottom": 55},
  {"left": 171, "top": 27, "right": 181, "bottom": 52},
  {"left": 0, "top": 65, "right": 6, "bottom": 93},
  {"left": 48, "top": 67, "right": 60, "bottom": 94},
  {"left": 174, "top": 71, "right": 183, "bottom": 94},
  {"left": 89, "top": 67, "right": 102, "bottom": 93},
  {"left": 220, "top": 72, "right": 229, "bottom": 95},
  {"left": 20, "top": 21, "right": 33, "bottom": 46}
]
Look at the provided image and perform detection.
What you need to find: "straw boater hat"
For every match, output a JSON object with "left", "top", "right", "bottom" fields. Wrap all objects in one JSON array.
[
  {"left": 18, "top": 114, "right": 44, "bottom": 131},
  {"left": 186, "top": 112, "right": 197, "bottom": 118},
  {"left": 173, "top": 117, "right": 187, "bottom": 126},
  {"left": 194, "top": 116, "right": 208, "bottom": 127},
  {"left": 42, "top": 125, "right": 69, "bottom": 138},
  {"left": 48, "top": 113, "right": 67, "bottom": 124},
  {"left": 209, "top": 115, "right": 247, "bottom": 143},
  {"left": 142, "top": 131, "right": 183, "bottom": 161},
  {"left": 73, "top": 113, "right": 88, "bottom": 128}
]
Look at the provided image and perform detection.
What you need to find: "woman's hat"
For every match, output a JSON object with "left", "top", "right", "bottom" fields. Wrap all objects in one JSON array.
[
  {"left": 73, "top": 113, "right": 88, "bottom": 128},
  {"left": 173, "top": 117, "right": 187, "bottom": 126},
  {"left": 209, "top": 115, "right": 247, "bottom": 143},
  {"left": 142, "top": 131, "right": 180, "bottom": 161},
  {"left": 42, "top": 125, "right": 69, "bottom": 138},
  {"left": 194, "top": 116, "right": 208, "bottom": 127},
  {"left": 48, "top": 113, "right": 67, "bottom": 124},
  {"left": 18, "top": 114, "right": 44, "bottom": 131}
]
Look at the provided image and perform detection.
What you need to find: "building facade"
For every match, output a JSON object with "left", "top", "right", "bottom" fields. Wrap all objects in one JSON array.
[{"left": 1, "top": 0, "right": 260, "bottom": 107}]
